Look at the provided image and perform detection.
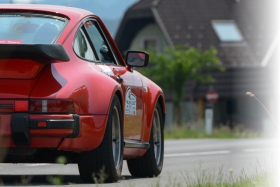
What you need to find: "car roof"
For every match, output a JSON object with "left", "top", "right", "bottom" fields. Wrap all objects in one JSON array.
[{"left": 0, "top": 4, "right": 94, "bottom": 22}]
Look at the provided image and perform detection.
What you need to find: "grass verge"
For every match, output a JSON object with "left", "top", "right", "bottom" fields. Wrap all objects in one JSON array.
[
  {"left": 184, "top": 166, "right": 276, "bottom": 187},
  {"left": 164, "top": 125, "right": 262, "bottom": 139},
  {"left": 154, "top": 164, "right": 277, "bottom": 187}
]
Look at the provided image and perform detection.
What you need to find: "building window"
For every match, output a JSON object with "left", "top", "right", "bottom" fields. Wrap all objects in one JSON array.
[
  {"left": 212, "top": 20, "right": 243, "bottom": 42},
  {"left": 142, "top": 37, "right": 158, "bottom": 50}
]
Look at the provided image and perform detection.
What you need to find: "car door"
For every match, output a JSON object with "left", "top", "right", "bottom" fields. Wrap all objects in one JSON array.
[{"left": 82, "top": 19, "right": 144, "bottom": 140}]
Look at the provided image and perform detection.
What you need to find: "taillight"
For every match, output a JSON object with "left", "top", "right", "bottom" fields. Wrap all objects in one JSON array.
[
  {"left": 15, "top": 100, "right": 29, "bottom": 112},
  {"left": 0, "top": 100, "right": 29, "bottom": 112},
  {"left": 29, "top": 99, "right": 75, "bottom": 114}
]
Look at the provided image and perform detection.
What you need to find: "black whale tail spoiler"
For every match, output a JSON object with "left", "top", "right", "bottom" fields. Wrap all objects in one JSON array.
[{"left": 0, "top": 44, "right": 70, "bottom": 61}]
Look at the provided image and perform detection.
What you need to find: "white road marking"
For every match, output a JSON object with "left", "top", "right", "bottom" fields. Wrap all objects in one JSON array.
[
  {"left": 24, "top": 164, "right": 50, "bottom": 167},
  {"left": 243, "top": 148, "right": 278, "bottom": 153},
  {"left": 164, "top": 150, "right": 230, "bottom": 158},
  {"left": 243, "top": 149, "right": 261, "bottom": 153}
]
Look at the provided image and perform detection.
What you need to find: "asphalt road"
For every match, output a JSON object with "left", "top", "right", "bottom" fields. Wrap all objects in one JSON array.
[{"left": 0, "top": 138, "right": 279, "bottom": 186}]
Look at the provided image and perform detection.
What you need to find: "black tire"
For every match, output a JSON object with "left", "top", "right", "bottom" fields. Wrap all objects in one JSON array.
[
  {"left": 78, "top": 95, "right": 123, "bottom": 183},
  {"left": 127, "top": 102, "right": 164, "bottom": 177}
]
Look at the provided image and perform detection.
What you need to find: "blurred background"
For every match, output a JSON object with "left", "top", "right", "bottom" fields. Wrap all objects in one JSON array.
[
  {"left": 1, "top": 0, "right": 279, "bottom": 137},
  {"left": 115, "top": 0, "right": 280, "bottom": 137}
]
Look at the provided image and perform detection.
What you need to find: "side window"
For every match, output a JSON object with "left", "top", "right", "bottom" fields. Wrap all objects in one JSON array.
[
  {"left": 84, "top": 20, "right": 116, "bottom": 64},
  {"left": 73, "top": 28, "right": 96, "bottom": 61}
]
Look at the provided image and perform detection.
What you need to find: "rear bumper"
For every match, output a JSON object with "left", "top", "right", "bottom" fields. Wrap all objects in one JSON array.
[
  {"left": 11, "top": 114, "right": 80, "bottom": 146},
  {"left": 0, "top": 114, "right": 108, "bottom": 151}
]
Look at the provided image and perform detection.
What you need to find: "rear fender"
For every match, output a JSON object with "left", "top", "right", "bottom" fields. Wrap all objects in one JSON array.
[
  {"left": 31, "top": 63, "right": 123, "bottom": 151},
  {"left": 30, "top": 62, "right": 122, "bottom": 115},
  {"left": 57, "top": 87, "right": 123, "bottom": 152}
]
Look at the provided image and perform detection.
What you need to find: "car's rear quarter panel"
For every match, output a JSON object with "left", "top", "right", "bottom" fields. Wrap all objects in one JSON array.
[{"left": 29, "top": 62, "right": 123, "bottom": 151}]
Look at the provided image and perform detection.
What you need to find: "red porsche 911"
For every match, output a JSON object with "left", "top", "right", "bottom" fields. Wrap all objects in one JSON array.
[{"left": 0, "top": 4, "right": 166, "bottom": 183}]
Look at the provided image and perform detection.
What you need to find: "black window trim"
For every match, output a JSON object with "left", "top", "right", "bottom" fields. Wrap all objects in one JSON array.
[
  {"left": 72, "top": 24, "right": 98, "bottom": 62},
  {"left": 83, "top": 18, "right": 120, "bottom": 66},
  {"left": 81, "top": 25, "right": 100, "bottom": 61}
]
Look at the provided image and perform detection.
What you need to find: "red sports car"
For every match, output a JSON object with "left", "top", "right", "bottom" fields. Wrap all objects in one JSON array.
[{"left": 0, "top": 4, "right": 165, "bottom": 183}]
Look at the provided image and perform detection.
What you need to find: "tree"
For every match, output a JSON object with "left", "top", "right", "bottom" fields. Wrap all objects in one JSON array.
[{"left": 138, "top": 46, "right": 224, "bottom": 124}]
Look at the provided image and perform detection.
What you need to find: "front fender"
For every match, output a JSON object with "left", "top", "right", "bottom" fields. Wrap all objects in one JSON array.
[{"left": 141, "top": 77, "right": 166, "bottom": 142}]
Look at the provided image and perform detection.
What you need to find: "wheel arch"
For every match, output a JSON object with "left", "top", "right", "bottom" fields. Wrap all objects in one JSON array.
[
  {"left": 114, "top": 90, "right": 123, "bottom": 113},
  {"left": 114, "top": 89, "right": 124, "bottom": 126},
  {"left": 56, "top": 69, "right": 123, "bottom": 151},
  {"left": 126, "top": 92, "right": 165, "bottom": 178},
  {"left": 141, "top": 80, "right": 166, "bottom": 143},
  {"left": 157, "top": 94, "right": 166, "bottom": 128}
]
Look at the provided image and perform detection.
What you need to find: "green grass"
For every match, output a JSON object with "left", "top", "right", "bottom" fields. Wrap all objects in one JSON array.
[
  {"left": 164, "top": 125, "right": 262, "bottom": 139},
  {"left": 183, "top": 169, "right": 276, "bottom": 187},
  {"left": 152, "top": 164, "right": 277, "bottom": 187}
]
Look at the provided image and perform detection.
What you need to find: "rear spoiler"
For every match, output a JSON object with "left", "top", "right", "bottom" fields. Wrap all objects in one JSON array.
[{"left": 0, "top": 44, "right": 70, "bottom": 61}]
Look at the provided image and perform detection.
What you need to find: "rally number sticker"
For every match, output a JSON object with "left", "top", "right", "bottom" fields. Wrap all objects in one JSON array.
[{"left": 125, "top": 87, "right": 136, "bottom": 115}]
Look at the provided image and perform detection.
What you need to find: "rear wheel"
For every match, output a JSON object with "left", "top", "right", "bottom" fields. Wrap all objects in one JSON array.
[
  {"left": 127, "top": 102, "right": 164, "bottom": 177},
  {"left": 78, "top": 95, "right": 123, "bottom": 183}
]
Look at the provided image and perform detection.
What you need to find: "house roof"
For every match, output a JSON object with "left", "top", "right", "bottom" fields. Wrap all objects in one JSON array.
[
  {"left": 115, "top": 0, "right": 155, "bottom": 55},
  {"left": 116, "top": 0, "right": 279, "bottom": 68}
]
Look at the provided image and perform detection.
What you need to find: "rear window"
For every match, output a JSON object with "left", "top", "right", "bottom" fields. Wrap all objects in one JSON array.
[{"left": 0, "top": 12, "right": 67, "bottom": 44}]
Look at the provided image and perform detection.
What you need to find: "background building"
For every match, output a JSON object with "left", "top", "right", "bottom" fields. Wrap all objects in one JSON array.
[{"left": 115, "top": 0, "right": 279, "bottom": 132}]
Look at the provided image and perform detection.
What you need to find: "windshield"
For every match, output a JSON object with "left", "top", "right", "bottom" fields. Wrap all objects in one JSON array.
[{"left": 0, "top": 13, "right": 67, "bottom": 44}]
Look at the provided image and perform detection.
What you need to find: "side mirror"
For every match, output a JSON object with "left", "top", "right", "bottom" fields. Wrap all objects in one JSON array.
[{"left": 125, "top": 51, "right": 149, "bottom": 67}]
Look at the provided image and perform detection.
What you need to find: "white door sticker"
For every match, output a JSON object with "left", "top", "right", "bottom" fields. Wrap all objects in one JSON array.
[{"left": 125, "top": 87, "right": 136, "bottom": 115}]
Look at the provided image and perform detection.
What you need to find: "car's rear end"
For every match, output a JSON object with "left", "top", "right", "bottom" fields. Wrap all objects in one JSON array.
[{"left": 0, "top": 9, "right": 80, "bottom": 162}]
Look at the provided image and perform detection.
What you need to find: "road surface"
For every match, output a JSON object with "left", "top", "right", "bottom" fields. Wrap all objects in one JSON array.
[{"left": 0, "top": 138, "right": 279, "bottom": 186}]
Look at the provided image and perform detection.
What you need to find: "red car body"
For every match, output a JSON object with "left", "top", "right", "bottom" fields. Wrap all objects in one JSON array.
[{"left": 0, "top": 4, "right": 165, "bottom": 182}]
